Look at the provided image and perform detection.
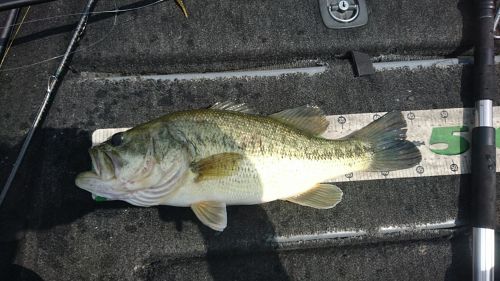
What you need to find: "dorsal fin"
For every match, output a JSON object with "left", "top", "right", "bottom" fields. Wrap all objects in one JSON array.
[
  {"left": 270, "top": 105, "right": 329, "bottom": 136},
  {"left": 210, "top": 101, "right": 255, "bottom": 114}
]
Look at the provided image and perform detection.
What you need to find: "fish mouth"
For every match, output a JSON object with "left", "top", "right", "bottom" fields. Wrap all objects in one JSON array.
[
  {"left": 89, "top": 148, "right": 117, "bottom": 180},
  {"left": 75, "top": 148, "right": 129, "bottom": 200},
  {"left": 75, "top": 170, "right": 131, "bottom": 200}
]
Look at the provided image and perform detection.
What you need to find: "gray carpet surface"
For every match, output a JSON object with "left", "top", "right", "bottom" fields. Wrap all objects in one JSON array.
[{"left": 0, "top": 0, "right": 496, "bottom": 280}]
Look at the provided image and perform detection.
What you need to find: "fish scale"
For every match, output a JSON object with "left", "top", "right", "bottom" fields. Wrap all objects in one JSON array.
[{"left": 168, "top": 111, "right": 307, "bottom": 155}]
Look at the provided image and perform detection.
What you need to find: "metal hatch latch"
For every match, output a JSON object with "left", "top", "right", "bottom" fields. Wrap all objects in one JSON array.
[{"left": 319, "top": 0, "right": 368, "bottom": 29}]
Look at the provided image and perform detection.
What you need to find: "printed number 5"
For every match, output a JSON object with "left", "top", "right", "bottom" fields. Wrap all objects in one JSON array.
[{"left": 429, "top": 126, "right": 470, "bottom": 155}]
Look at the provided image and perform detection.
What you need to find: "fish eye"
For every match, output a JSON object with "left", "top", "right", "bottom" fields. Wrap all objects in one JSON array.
[{"left": 110, "top": 132, "right": 124, "bottom": 147}]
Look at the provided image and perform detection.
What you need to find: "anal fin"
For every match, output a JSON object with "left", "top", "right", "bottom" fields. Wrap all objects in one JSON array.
[
  {"left": 191, "top": 201, "right": 227, "bottom": 231},
  {"left": 285, "top": 183, "right": 343, "bottom": 209}
]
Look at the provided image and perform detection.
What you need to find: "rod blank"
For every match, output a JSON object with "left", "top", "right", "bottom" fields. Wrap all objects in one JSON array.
[
  {"left": 0, "top": 0, "right": 56, "bottom": 11},
  {"left": 0, "top": 0, "right": 97, "bottom": 207},
  {"left": 0, "top": 8, "right": 19, "bottom": 60}
]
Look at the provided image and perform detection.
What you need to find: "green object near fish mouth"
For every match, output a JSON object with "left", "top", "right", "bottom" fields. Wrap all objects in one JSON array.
[{"left": 91, "top": 194, "right": 108, "bottom": 202}]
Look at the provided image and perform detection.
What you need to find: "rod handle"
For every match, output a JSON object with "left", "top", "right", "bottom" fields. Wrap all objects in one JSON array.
[{"left": 471, "top": 127, "right": 497, "bottom": 229}]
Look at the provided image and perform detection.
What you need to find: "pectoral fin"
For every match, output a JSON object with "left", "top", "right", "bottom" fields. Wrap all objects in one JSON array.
[
  {"left": 285, "top": 183, "right": 343, "bottom": 209},
  {"left": 191, "top": 153, "right": 243, "bottom": 182},
  {"left": 191, "top": 201, "right": 227, "bottom": 231}
]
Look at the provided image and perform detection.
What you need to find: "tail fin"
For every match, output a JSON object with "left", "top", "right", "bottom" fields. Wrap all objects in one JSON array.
[{"left": 345, "top": 111, "right": 422, "bottom": 171}]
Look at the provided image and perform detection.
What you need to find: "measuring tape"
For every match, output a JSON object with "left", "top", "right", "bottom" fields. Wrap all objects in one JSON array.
[{"left": 92, "top": 107, "right": 500, "bottom": 182}]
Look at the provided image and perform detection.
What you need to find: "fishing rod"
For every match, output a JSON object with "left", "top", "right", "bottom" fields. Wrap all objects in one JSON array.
[
  {"left": 472, "top": 0, "right": 497, "bottom": 280},
  {"left": 0, "top": 8, "right": 18, "bottom": 62},
  {"left": 0, "top": 0, "right": 55, "bottom": 11},
  {"left": 0, "top": 0, "right": 97, "bottom": 208}
]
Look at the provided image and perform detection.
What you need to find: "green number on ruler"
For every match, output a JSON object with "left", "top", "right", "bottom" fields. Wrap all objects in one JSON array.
[
  {"left": 496, "top": 128, "right": 500, "bottom": 148},
  {"left": 429, "top": 126, "right": 470, "bottom": 155}
]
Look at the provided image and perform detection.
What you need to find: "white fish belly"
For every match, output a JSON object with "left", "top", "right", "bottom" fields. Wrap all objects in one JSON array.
[
  {"left": 251, "top": 157, "right": 354, "bottom": 203},
  {"left": 162, "top": 157, "right": 360, "bottom": 206}
]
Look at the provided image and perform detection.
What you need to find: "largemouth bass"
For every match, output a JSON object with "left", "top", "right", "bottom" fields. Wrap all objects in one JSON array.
[{"left": 75, "top": 102, "right": 421, "bottom": 231}]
